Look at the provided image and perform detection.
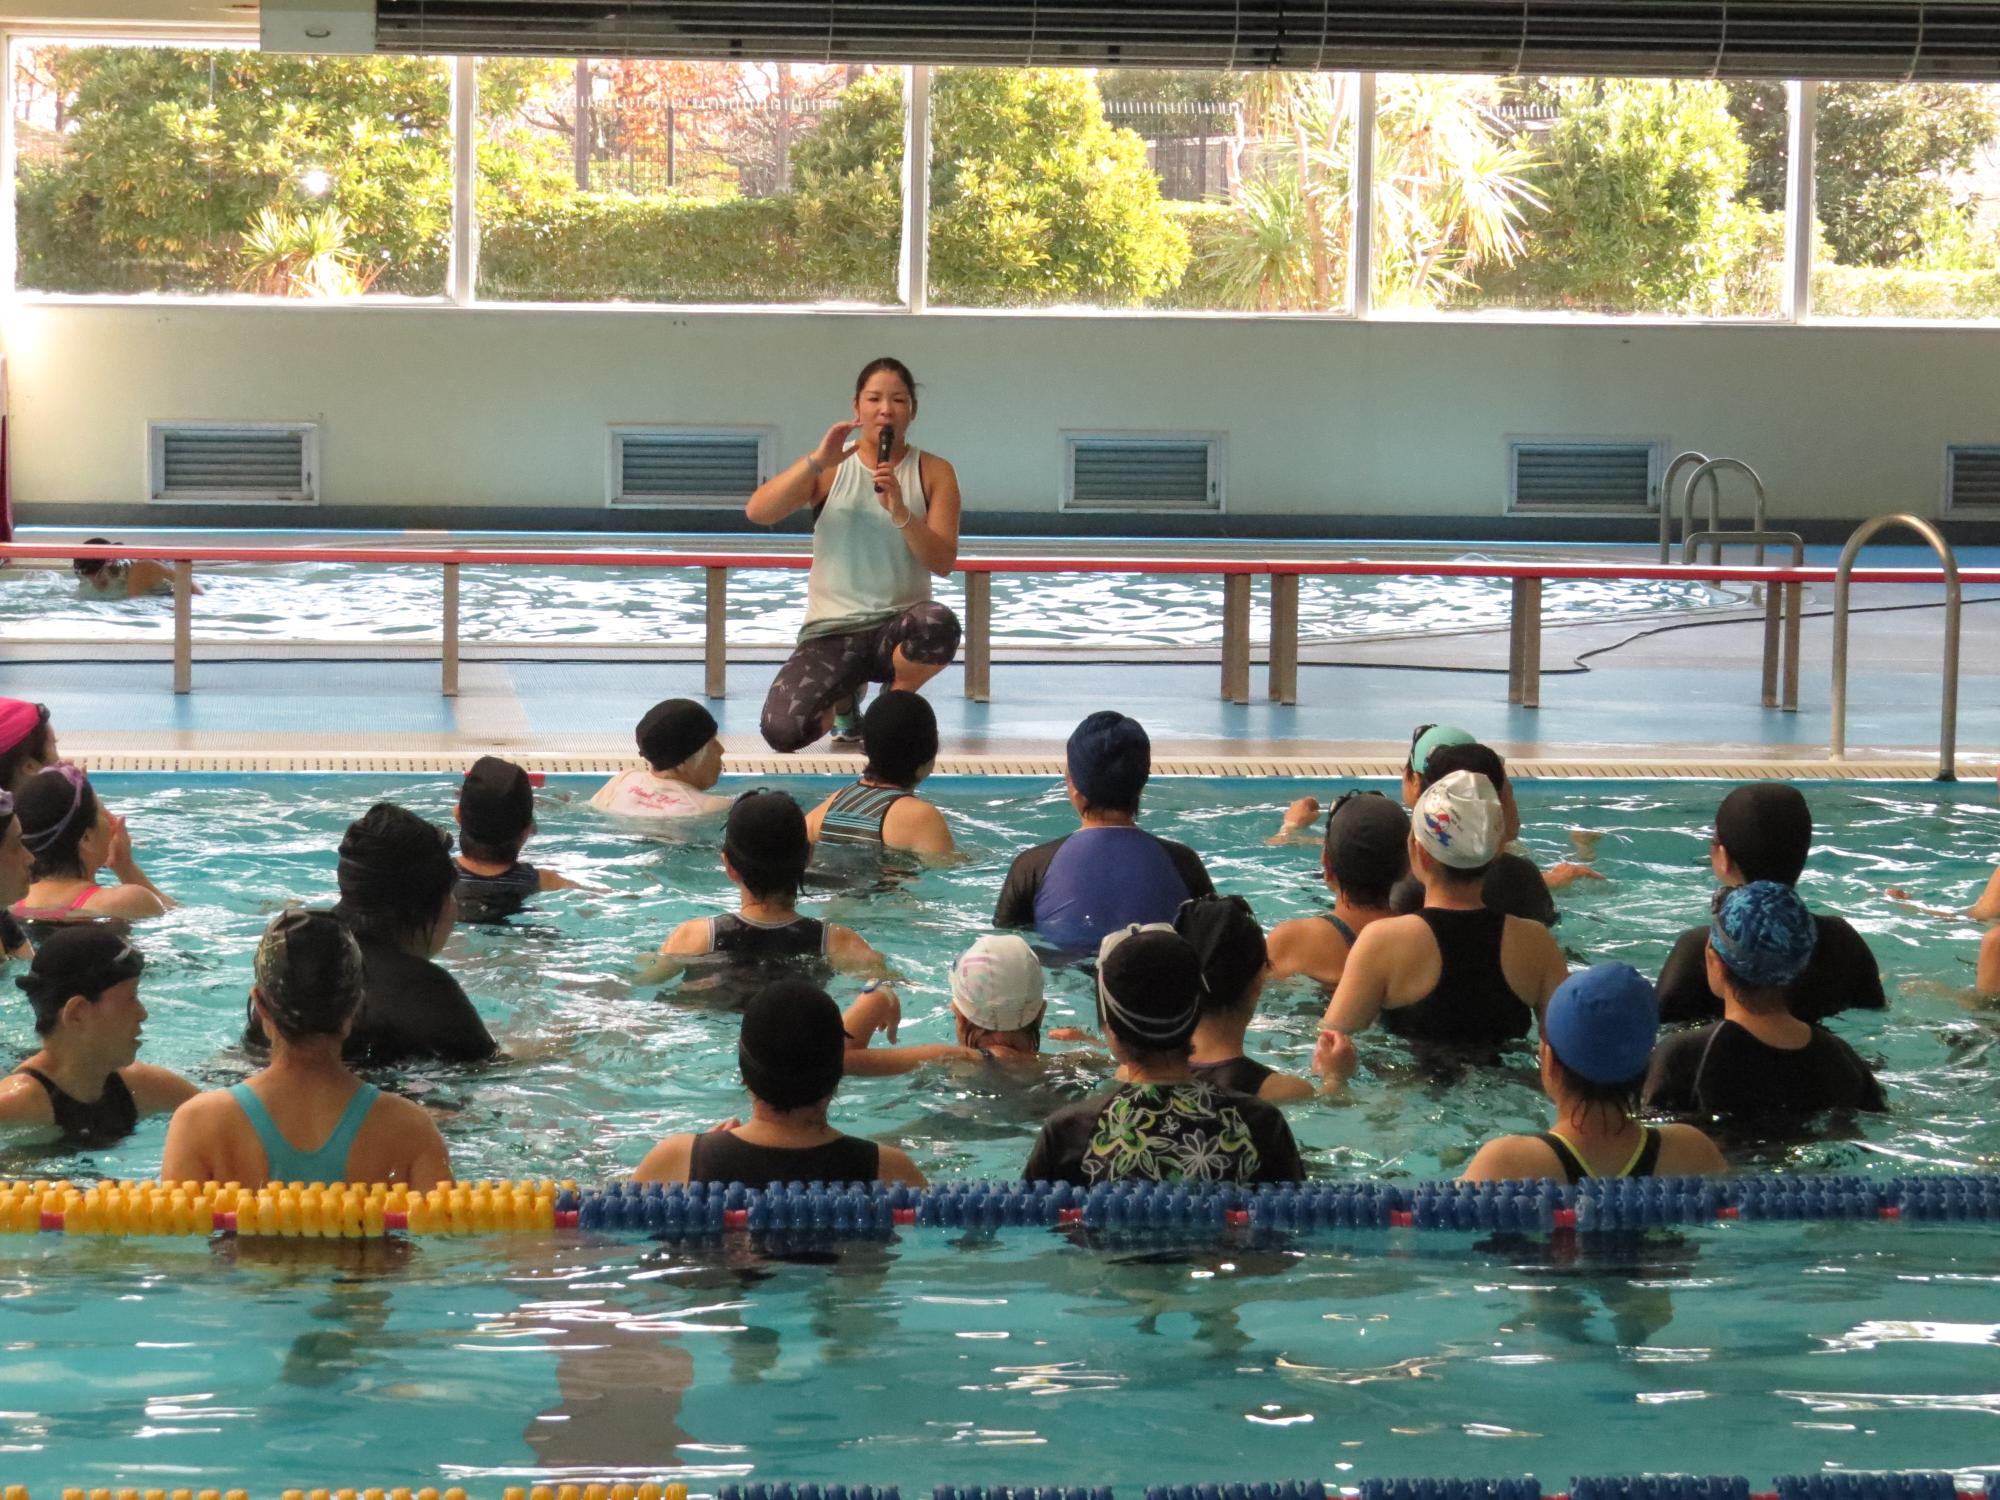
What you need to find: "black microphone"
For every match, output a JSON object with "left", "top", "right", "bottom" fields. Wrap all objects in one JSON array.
[{"left": 874, "top": 426, "right": 893, "bottom": 493}]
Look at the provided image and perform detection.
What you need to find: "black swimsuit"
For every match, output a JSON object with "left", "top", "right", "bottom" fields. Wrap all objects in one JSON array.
[
  {"left": 687, "top": 1130, "right": 881, "bottom": 1186},
  {"left": 1191, "top": 1056, "right": 1278, "bottom": 1096},
  {"left": 455, "top": 860, "right": 541, "bottom": 923},
  {"left": 1535, "top": 1127, "right": 1663, "bottom": 1185},
  {"left": 1382, "top": 907, "right": 1533, "bottom": 1047},
  {"left": 14, "top": 1066, "right": 138, "bottom": 1147}
]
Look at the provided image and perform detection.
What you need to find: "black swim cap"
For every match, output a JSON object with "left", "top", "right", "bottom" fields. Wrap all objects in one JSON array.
[
  {"left": 1324, "top": 790, "right": 1411, "bottom": 898},
  {"left": 722, "top": 790, "right": 810, "bottom": 900},
  {"left": 737, "top": 977, "right": 845, "bottom": 1109},
  {"left": 861, "top": 690, "right": 939, "bottom": 787},
  {"left": 1715, "top": 782, "right": 1813, "bottom": 886},
  {"left": 17, "top": 925, "right": 144, "bottom": 1034},
  {"left": 1174, "top": 895, "right": 1267, "bottom": 1014},
  {"left": 637, "top": 699, "right": 718, "bottom": 772},
  {"left": 253, "top": 908, "right": 365, "bottom": 1041},
  {"left": 459, "top": 756, "right": 535, "bottom": 848},
  {"left": 335, "top": 803, "right": 456, "bottom": 944}
]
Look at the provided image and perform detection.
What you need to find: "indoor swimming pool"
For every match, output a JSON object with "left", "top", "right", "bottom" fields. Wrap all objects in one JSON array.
[
  {"left": 0, "top": 556, "right": 1741, "bottom": 648},
  {"left": 4, "top": 772, "right": 1997, "bottom": 1494}
]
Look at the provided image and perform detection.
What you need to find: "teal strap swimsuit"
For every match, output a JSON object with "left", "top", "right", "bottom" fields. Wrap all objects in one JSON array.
[{"left": 229, "top": 1081, "right": 379, "bottom": 1183}]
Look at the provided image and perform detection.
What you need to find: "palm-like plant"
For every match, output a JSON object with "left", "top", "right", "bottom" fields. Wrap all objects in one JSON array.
[
  {"left": 1371, "top": 74, "right": 1546, "bottom": 306},
  {"left": 1196, "top": 167, "right": 1318, "bottom": 310},
  {"left": 236, "top": 205, "right": 381, "bottom": 296}
]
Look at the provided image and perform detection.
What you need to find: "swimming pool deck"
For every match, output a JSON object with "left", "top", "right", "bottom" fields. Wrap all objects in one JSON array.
[{"left": 7, "top": 571, "right": 1995, "bottom": 779}]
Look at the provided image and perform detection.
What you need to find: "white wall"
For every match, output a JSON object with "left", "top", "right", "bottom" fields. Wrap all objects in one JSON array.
[{"left": 8, "top": 299, "right": 2000, "bottom": 527}]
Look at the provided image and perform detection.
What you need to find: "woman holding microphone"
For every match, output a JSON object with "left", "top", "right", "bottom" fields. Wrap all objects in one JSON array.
[{"left": 749, "top": 358, "right": 962, "bottom": 753}]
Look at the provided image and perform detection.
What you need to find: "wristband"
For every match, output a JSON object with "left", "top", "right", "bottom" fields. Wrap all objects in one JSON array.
[
  {"left": 893, "top": 509, "right": 914, "bottom": 529},
  {"left": 803, "top": 453, "right": 826, "bottom": 476}
]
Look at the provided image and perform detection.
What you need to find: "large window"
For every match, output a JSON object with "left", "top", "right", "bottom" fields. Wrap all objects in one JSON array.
[
  {"left": 1369, "top": 76, "right": 1788, "bottom": 317},
  {"left": 474, "top": 58, "right": 902, "bottom": 305},
  {"left": 924, "top": 68, "right": 1357, "bottom": 312},
  {"left": 12, "top": 42, "right": 452, "bottom": 297},
  {"left": 1811, "top": 82, "right": 2000, "bottom": 319}
]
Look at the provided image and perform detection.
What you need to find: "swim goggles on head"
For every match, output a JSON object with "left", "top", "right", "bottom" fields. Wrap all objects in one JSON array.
[
  {"left": 18, "top": 761, "right": 89, "bottom": 856},
  {"left": 0, "top": 789, "right": 12, "bottom": 821}
]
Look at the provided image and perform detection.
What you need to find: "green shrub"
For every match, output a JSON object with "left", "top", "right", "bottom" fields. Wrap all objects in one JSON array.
[
  {"left": 1811, "top": 263, "right": 2000, "bottom": 318},
  {"left": 476, "top": 192, "right": 896, "bottom": 303}
]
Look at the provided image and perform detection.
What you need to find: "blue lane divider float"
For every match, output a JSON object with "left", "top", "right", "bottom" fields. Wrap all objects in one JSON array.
[{"left": 554, "top": 1173, "right": 2000, "bottom": 1238}]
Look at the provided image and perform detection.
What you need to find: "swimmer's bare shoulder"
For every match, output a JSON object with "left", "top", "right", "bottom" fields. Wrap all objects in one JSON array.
[
  {"left": 1654, "top": 1124, "right": 1727, "bottom": 1176},
  {"left": 0, "top": 1072, "right": 55, "bottom": 1133},
  {"left": 876, "top": 1143, "right": 927, "bottom": 1187},
  {"left": 1267, "top": 913, "right": 1349, "bottom": 987},
  {"left": 632, "top": 1133, "right": 697, "bottom": 1183},
  {"left": 122, "top": 1063, "right": 198, "bottom": 1114},
  {"left": 883, "top": 797, "right": 954, "bottom": 857}
]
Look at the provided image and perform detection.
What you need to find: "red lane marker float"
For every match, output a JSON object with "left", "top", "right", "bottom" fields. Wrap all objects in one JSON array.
[
  {"left": 385, "top": 1210, "right": 409, "bottom": 1230},
  {"left": 724, "top": 1209, "right": 750, "bottom": 1230},
  {"left": 893, "top": 1208, "right": 918, "bottom": 1225},
  {"left": 1880, "top": 1205, "right": 1902, "bottom": 1220},
  {"left": 556, "top": 1210, "right": 580, "bottom": 1228},
  {"left": 1225, "top": 1209, "right": 1250, "bottom": 1228},
  {"left": 218, "top": 1211, "right": 238, "bottom": 1233},
  {"left": 39, "top": 1211, "right": 61, "bottom": 1232},
  {"left": 1390, "top": 1210, "right": 1414, "bottom": 1228},
  {"left": 1058, "top": 1207, "right": 1084, "bottom": 1225},
  {"left": 1552, "top": 1208, "right": 1578, "bottom": 1230},
  {"left": 1719, "top": 1206, "right": 1741, "bottom": 1219}
]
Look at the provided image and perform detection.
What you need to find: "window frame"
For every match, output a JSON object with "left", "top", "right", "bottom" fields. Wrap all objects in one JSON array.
[{"left": 10, "top": 28, "right": 2000, "bottom": 327}]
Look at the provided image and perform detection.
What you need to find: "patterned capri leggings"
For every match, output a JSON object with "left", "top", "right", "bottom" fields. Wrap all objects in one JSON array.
[{"left": 759, "top": 600, "right": 962, "bottom": 752}]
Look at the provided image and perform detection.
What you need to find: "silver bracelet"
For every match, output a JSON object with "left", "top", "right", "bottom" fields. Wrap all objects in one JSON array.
[{"left": 803, "top": 453, "right": 825, "bottom": 476}]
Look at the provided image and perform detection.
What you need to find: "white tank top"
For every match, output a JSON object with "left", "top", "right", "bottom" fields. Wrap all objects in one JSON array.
[{"left": 800, "top": 446, "right": 931, "bottom": 642}]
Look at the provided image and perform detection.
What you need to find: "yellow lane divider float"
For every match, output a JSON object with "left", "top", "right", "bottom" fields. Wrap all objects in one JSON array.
[{"left": 0, "top": 1180, "right": 578, "bottom": 1237}]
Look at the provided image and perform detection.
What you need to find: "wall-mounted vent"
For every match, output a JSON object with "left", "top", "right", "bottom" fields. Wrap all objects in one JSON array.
[
  {"left": 148, "top": 422, "right": 317, "bottom": 504},
  {"left": 1944, "top": 445, "right": 2000, "bottom": 511},
  {"left": 1063, "top": 432, "right": 1223, "bottom": 513},
  {"left": 1509, "top": 439, "right": 1659, "bottom": 515},
  {"left": 609, "top": 426, "right": 771, "bottom": 507}
]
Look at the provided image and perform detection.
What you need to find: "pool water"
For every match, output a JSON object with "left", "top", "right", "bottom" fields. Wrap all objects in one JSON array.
[
  {"left": 0, "top": 562, "right": 1739, "bottom": 647},
  {"left": 12, "top": 773, "right": 1997, "bottom": 1190},
  {"left": 5, "top": 773, "right": 2000, "bottom": 1492},
  {"left": 6, "top": 1225, "right": 2000, "bottom": 1490}
]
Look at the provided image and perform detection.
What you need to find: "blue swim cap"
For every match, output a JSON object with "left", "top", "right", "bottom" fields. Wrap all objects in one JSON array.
[
  {"left": 1544, "top": 962, "right": 1659, "bottom": 1085},
  {"left": 1711, "top": 880, "right": 1818, "bottom": 988},
  {"left": 1066, "top": 711, "right": 1151, "bottom": 812}
]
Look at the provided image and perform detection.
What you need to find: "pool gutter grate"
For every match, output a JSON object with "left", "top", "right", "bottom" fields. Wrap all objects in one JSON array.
[{"left": 60, "top": 752, "right": 1993, "bottom": 780}]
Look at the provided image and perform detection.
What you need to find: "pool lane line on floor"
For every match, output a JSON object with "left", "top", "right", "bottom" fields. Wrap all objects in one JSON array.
[{"left": 57, "top": 751, "right": 2000, "bottom": 780}]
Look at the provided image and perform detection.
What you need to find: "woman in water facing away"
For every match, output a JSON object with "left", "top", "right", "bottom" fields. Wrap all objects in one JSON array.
[{"left": 746, "top": 357, "right": 963, "bottom": 753}]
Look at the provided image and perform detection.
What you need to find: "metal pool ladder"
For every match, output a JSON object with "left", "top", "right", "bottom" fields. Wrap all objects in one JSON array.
[
  {"left": 1659, "top": 450, "right": 1709, "bottom": 563},
  {"left": 1679, "top": 457, "right": 1769, "bottom": 566},
  {"left": 1829, "top": 513, "right": 1962, "bottom": 779},
  {"left": 1683, "top": 528, "right": 1805, "bottom": 711}
]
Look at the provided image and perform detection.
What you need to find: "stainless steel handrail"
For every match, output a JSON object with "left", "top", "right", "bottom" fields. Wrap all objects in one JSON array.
[
  {"left": 1830, "top": 513, "right": 1961, "bottom": 779},
  {"left": 1660, "top": 450, "right": 1711, "bottom": 563},
  {"left": 1684, "top": 530, "right": 1805, "bottom": 710},
  {"left": 1682, "top": 458, "right": 1769, "bottom": 565}
]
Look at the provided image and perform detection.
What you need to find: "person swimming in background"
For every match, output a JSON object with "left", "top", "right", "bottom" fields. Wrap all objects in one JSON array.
[
  {"left": 12, "top": 764, "right": 174, "bottom": 929},
  {"left": 1644, "top": 881, "right": 1886, "bottom": 1124},
  {"left": 1461, "top": 963, "right": 1725, "bottom": 1184},
  {"left": 72, "top": 540, "right": 199, "bottom": 600},
  {"left": 995, "top": 711, "right": 1215, "bottom": 952},
  {"left": 166, "top": 909, "right": 452, "bottom": 1190},
  {"left": 245, "top": 803, "right": 495, "bottom": 1066},
  {"left": 633, "top": 976, "right": 927, "bottom": 1187},
  {"left": 0, "top": 789, "right": 32, "bottom": 961},
  {"left": 646, "top": 790, "right": 887, "bottom": 995},
  {"left": 452, "top": 756, "right": 583, "bottom": 923},
  {"left": 1267, "top": 790, "right": 1409, "bottom": 989},
  {"left": 805, "top": 690, "right": 954, "bottom": 857},
  {"left": 0, "top": 927, "right": 195, "bottom": 1147},
  {"left": 1176, "top": 895, "right": 1318, "bottom": 1103},
  {"left": 590, "top": 699, "right": 733, "bottom": 825},
  {"left": 1655, "top": 782, "right": 1884, "bottom": 1024},
  {"left": 1319, "top": 770, "right": 1569, "bottom": 1059},
  {"left": 1021, "top": 924, "right": 1304, "bottom": 1187}
]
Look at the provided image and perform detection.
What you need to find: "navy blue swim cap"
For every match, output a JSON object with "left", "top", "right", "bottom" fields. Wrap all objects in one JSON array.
[{"left": 1066, "top": 711, "right": 1150, "bottom": 813}]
